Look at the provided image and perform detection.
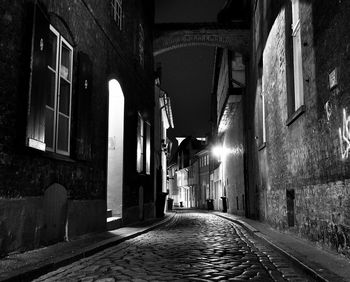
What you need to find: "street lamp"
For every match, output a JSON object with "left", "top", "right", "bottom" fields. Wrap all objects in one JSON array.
[{"left": 212, "top": 144, "right": 223, "bottom": 162}]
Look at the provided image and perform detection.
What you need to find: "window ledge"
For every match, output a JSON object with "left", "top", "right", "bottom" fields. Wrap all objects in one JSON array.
[
  {"left": 138, "top": 172, "right": 151, "bottom": 176},
  {"left": 44, "top": 152, "right": 76, "bottom": 163},
  {"left": 27, "top": 147, "right": 76, "bottom": 163},
  {"left": 258, "top": 142, "right": 266, "bottom": 151},
  {"left": 286, "top": 105, "right": 306, "bottom": 126}
]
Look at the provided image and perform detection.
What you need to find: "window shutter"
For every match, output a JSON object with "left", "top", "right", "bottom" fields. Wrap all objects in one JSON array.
[
  {"left": 75, "top": 51, "right": 92, "bottom": 160},
  {"left": 26, "top": 2, "right": 50, "bottom": 151}
]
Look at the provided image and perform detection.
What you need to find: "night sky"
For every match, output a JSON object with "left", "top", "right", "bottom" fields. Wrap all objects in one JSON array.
[{"left": 154, "top": 0, "right": 226, "bottom": 140}]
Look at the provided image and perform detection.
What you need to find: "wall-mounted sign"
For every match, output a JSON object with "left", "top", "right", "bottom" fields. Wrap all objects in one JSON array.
[{"left": 329, "top": 68, "right": 338, "bottom": 90}]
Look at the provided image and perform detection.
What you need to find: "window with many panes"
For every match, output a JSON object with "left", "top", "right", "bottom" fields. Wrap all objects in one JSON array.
[
  {"left": 111, "top": 0, "right": 123, "bottom": 29},
  {"left": 46, "top": 25, "right": 73, "bottom": 155},
  {"left": 26, "top": 4, "right": 74, "bottom": 156}
]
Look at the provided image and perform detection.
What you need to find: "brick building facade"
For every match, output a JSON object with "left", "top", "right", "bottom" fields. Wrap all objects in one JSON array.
[
  {"left": 0, "top": 0, "right": 155, "bottom": 255},
  {"left": 247, "top": 0, "right": 350, "bottom": 257}
]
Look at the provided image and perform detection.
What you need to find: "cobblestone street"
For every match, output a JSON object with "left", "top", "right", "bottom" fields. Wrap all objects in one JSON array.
[{"left": 33, "top": 211, "right": 316, "bottom": 282}]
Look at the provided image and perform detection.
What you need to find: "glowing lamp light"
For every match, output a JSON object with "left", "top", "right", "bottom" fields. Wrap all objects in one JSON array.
[
  {"left": 212, "top": 145, "right": 223, "bottom": 161},
  {"left": 212, "top": 144, "right": 244, "bottom": 162}
]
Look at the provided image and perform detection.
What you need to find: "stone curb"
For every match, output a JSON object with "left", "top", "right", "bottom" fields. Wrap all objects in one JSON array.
[
  {"left": 1, "top": 213, "right": 175, "bottom": 282},
  {"left": 212, "top": 212, "right": 330, "bottom": 282}
]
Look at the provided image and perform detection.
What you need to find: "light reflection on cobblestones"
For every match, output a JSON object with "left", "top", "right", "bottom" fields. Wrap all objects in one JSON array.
[{"left": 34, "top": 211, "right": 315, "bottom": 282}]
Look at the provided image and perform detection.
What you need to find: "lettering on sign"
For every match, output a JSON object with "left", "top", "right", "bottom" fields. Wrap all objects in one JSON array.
[{"left": 339, "top": 108, "right": 350, "bottom": 159}]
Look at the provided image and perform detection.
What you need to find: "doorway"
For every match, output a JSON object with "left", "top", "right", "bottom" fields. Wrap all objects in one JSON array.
[
  {"left": 107, "top": 79, "right": 124, "bottom": 218},
  {"left": 286, "top": 189, "right": 295, "bottom": 227}
]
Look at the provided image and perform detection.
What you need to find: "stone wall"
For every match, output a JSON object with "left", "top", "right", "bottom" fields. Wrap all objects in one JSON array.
[{"left": 248, "top": 0, "right": 350, "bottom": 257}]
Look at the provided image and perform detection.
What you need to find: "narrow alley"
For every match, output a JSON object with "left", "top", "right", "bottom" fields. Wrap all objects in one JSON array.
[
  {"left": 33, "top": 211, "right": 315, "bottom": 282},
  {"left": 2, "top": 0, "right": 350, "bottom": 281}
]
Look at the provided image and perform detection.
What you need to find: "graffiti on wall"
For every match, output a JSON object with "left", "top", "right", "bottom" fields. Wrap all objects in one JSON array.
[
  {"left": 325, "top": 101, "right": 332, "bottom": 121},
  {"left": 339, "top": 108, "right": 350, "bottom": 159}
]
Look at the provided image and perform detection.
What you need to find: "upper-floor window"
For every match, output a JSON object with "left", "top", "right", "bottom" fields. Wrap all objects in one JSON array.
[
  {"left": 257, "top": 79, "right": 266, "bottom": 148},
  {"left": 111, "top": 0, "right": 123, "bottom": 30},
  {"left": 200, "top": 155, "right": 209, "bottom": 167},
  {"left": 291, "top": 0, "right": 303, "bottom": 110},
  {"left": 137, "top": 113, "right": 144, "bottom": 172},
  {"left": 286, "top": 0, "right": 305, "bottom": 124},
  {"left": 26, "top": 4, "right": 73, "bottom": 156},
  {"left": 257, "top": 62, "right": 266, "bottom": 149},
  {"left": 138, "top": 23, "right": 144, "bottom": 67},
  {"left": 136, "top": 113, "right": 151, "bottom": 174},
  {"left": 46, "top": 25, "right": 73, "bottom": 155}
]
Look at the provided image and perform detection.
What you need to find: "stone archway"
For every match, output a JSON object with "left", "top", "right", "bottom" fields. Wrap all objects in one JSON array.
[{"left": 153, "top": 22, "right": 250, "bottom": 56}]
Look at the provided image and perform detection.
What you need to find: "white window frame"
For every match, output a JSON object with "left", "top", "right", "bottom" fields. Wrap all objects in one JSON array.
[
  {"left": 111, "top": 0, "right": 123, "bottom": 30},
  {"left": 46, "top": 25, "right": 73, "bottom": 156},
  {"left": 291, "top": 0, "right": 304, "bottom": 111}
]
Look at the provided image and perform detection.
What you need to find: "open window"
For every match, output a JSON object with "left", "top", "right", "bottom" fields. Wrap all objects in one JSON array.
[{"left": 26, "top": 4, "right": 73, "bottom": 156}]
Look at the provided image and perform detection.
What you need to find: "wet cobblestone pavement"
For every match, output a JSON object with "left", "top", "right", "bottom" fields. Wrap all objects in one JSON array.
[{"left": 33, "top": 211, "right": 316, "bottom": 281}]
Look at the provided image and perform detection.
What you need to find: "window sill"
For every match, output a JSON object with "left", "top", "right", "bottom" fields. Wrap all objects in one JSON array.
[
  {"left": 27, "top": 147, "right": 76, "bottom": 163},
  {"left": 43, "top": 151, "right": 76, "bottom": 163},
  {"left": 137, "top": 172, "right": 151, "bottom": 176},
  {"left": 258, "top": 142, "right": 266, "bottom": 151},
  {"left": 286, "top": 105, "right": 306, "bottom": 126}
]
